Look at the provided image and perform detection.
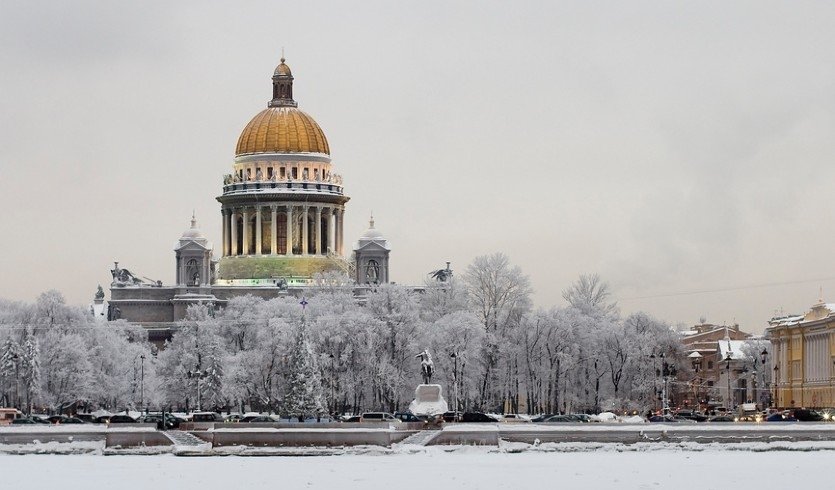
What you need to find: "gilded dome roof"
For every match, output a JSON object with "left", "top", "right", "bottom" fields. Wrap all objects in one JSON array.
[
  {"left": 274, "top": 58, "right": 291, "bottom": 76},
  {"left": 235, "top": 106, "right": 330, "bottom": 156}
]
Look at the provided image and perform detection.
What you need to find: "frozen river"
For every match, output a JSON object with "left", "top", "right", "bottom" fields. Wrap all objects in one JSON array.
[{"left": 1, "top": 448, "right": 830, "bottom": 490}]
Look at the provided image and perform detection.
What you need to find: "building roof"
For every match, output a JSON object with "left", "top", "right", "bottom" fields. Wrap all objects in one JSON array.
[
  {"left": 354, "top": 215, "right": 390, "bottom": 251},
  {"left": 236, "top": 106, "right": 329, "bottom": 156},
  {"left": 175, "top": 214, "right": 211, "bottom": 250},
  {"left": 717, "top": 339, "right": 747, "bottom": 361},
  {"left": 236, "top": 59, "right": 330, "bottom": 156}
]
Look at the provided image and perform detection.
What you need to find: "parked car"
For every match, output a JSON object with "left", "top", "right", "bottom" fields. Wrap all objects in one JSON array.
[
  {"left": 47, "top": 415, "right": 85, "bottom": 424},
  {"left": 568, "top": 414, "right": 594, "bottom": 423},
  {"left": 0, "top": 408, "right": 22, "bottom": 425},
  {"left": 544, "top": 415, "right": 582, "bottom": 423},
  {"left": 708, "top": 415, "right": 736, "bottom": 423},
  {"left": 530, "top": 414, "right": 556, "bottom": 423},
  {"left": 359, "top": 412, "right": 397, "bottom": 422},
  {"left": 74, "top": 413, "right": 98, "bottom": 424},
  {"left": 460, "top": 412, "right": 500, "bottom": 423},
  {"left": 340, "top": 415, "right": 361, "bottom": 423},
  {"left": 241, "top": 415, "right": 276, "bottom": 423},
  {"left": 190, "top": 412, "right": 224, "bottom": 422},
  {"left": 11, "top": 417, "right": 40, "bottom": 425},
  {"left": 393, "top": 412, "right": 421, "bottom": 423},
  {"left": 139, "top": 413, "right": 182, "bottom": 430},
  {"left": 766, "top": 411, "right": 798, "bottom": 422},
  {"left": 502, "top": 414, "right": 531, "bottom": 423},
  {"left": 29, "top": 415, "right": 51, "bottom": 424},
  {"left": 674, "top": 410, "right": 708, "bottom": 422},
  {"left": 442, "top": 411, "right": 462, "bottom": 423},
  {"left": 224, "top": 414, "right": 243, "bottom": 423},
  {"left": 108, "top": 414, "right": 138, "bottom": 424},
  {"left": 793, "top": 409, "right": 824, "bottom": 422}
]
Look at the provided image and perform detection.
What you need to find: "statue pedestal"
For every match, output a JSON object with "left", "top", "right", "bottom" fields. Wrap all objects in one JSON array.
[{"left": 408, "top": 384, "right": 449, "bottom": 418}]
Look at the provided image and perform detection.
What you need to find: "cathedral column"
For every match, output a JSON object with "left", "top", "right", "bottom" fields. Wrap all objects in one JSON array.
[
  {"left": 285, "top": 205, "right": 293, "bottom": 256},
  {"left": 221, "top": 209, "right": 228, "bottom": 256},
  {"left": 270, "top": 205, "right": 278, "bottom": 255},
  {"left": 315, "top": 206, "right": 323, "bottom": 255},
  {"left": 334, "top": 208, "right": 342, "bottom": 256},
  {"left": 302, "top": 205, "right": 309, "bottom": 255},
  {"left": 230, "top": 209, "right": 239, "bottom": 256},
  {"left": 328, "top": 207, "right": 335, "bottom": 254},
  {"left": 255, "top": 206, "right": 263, "bottom": 255},
  {"left": 242, "top": 207, "right": 250, "bottom": 255}
]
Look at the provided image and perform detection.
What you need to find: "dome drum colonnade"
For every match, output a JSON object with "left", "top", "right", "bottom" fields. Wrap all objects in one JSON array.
[{"left": 216, "top": 57, "right": 349, "bottom": 283}]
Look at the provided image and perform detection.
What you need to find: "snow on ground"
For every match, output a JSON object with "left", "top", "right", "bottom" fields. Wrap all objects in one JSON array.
[
  {"left": 2, "top": 447, "right": 834, "bottom": 490},
  {"left": 444, "top": 422, "right": 835, "bottom": 432}
]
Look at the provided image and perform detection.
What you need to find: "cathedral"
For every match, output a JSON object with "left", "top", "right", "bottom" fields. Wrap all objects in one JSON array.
[{"left": 107, "top": 57, "right": 391, "bottom": 337}]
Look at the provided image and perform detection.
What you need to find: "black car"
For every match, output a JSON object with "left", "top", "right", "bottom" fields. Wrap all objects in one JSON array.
[
  {"left": 530, "top": 414, "right": 556, "bottom": 423},
  {"left": 241, "top": 415, "right": 276, "bottom": 423},
  {"left": 461, "top": 412, "right": 500, "bottom": 423},
  {"left": 708, "top": 415, "right": 736, "bottom": 422},
  {"left": 393, "top": 412, "right": 421, "bottom": 423},
  {"left": 139, "top": 413, "right": 182, "bottom": 430},
  {"left": 674, "top": 410, "right": 708, "bottom": 422},
  {"left": 544, "top": 415, "right": 582, "bottom": 423},
  {"left": 108, "top": 414, "right": 138, "bottom": 424},
  {"left": 793, "top": 409, "right": 824, "bottom": 422},
  {"left": 11, "top": 417, "right": 39, "bottom": 425},
  {"left": 442, "top": 411, "right": 462, "bottom": 423},
  {"left": 48, "top": 415, "right": 85, "bottom": 424}
]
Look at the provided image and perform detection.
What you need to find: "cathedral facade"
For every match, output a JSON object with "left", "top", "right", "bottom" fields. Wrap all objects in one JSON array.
[{"left": 107, "top": 58, "right": 390, "bottom": 338}]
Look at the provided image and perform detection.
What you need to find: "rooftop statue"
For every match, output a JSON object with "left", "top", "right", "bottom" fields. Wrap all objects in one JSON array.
[
  {"left": 94, "top": 285, "right": 105, "bottom": 300},
  {"left": 110, "top": 262, "right": 145, "bottom": 287}
]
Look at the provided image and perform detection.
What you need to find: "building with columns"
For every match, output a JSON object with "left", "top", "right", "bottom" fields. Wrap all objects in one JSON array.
[
  {"left": 767, "top": 298, "right": 835, "bottom": 409},
  {"left": 107, "top": 57, "right": 390, "bottom": 339},
  {"left": 217, "top": 57, "right": 350, "bottom": 286}
]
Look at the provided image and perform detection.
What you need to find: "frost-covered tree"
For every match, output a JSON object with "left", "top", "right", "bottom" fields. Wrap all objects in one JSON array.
[
  {"left": 284, "top": 319, "right": 324, "bottom": 420},
  {"left": 463, "top": 253, "right": 531, "bottom": 411},
  {"left": 562, "top": 273, "right": 618, "bottom": 317},
  {"left": 20, "top": 328, "right": 40, "bottom": 413},
  {"left": 0, "top": 337, "right": 22, "bottom": 407}
]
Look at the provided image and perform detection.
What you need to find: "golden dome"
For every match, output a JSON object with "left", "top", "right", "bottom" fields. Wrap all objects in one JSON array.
[
  {"left": 235, "top": 106, "right": 330, "bottom": 156},
  {"left": 274, "top": 57, "right": 291, "bottom": 76}
]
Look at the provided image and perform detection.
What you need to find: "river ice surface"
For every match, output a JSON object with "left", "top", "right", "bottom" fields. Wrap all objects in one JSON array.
[{"left": 1, "top": 446, "right": 829, "bottom": 490}]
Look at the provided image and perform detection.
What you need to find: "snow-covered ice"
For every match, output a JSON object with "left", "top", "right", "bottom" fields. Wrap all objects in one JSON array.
[{"left": 2, "top": 446, "right": 835, "bottom": 490}]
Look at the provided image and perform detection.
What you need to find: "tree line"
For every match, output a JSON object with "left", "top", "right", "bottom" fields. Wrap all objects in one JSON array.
[{"left": 0, "top": 253, "right": 689, "bottom": 417}]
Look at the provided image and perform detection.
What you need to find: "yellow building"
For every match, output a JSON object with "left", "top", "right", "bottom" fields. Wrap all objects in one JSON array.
[{"left": 767, "top": 299, "right": 835, "bottom": 408}]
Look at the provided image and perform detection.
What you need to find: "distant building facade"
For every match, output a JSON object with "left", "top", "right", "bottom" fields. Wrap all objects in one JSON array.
[
  {"left": 767, "top": 299, "right": 835, "bottom": 409},
  {"left": 681, "top": 323, "right": 769, "bottom": 410}
]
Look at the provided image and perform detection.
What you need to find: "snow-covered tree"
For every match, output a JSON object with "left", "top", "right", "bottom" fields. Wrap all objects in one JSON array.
[
  {"left": 284, "top": 319, "right": 325, "bottom": 420},
  {"left": 20, "top": 328, "right": 40, "bottom": 412},
  {"left": 463, "top": 253, "right": 532, "bottom": 411},
  {"left": 562, "top": 273, "right": 618, "bottom": 316},
  {"left": 0, "top": 336, "right": 22, "bottom": 407}
]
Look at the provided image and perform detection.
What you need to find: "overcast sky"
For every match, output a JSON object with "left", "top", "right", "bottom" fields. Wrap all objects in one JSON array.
[{"left": 2, "top": 1, "right": 834, "bottom": 332}]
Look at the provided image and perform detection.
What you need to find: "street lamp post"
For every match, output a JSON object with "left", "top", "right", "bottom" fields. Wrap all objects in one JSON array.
[
  {"left": 450, "top": 351, "right": 459, "bottom": 417},
  {"left": 329, "top": 353, "right": 336, "bottom": 416},
  {"left": 187, "top": 352, "right": 209, "bottom": 412},
  {"left": 11, "top": 353, "right": 20, "bottom": 411},
  {"left": 773, "top": 365, "right": 780, "bottom": 408},
  {"left": 140, "top": 354, "right": 146, "bottom": 410},
  {"left": 759, "top": 348, "right": 768, "bottom": 408},
  {"left": 649, "top": 353, "right": 659, "bottom": 413},
  {"left": 725, "top": 352, "right": 734, "bottom": 411}
]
